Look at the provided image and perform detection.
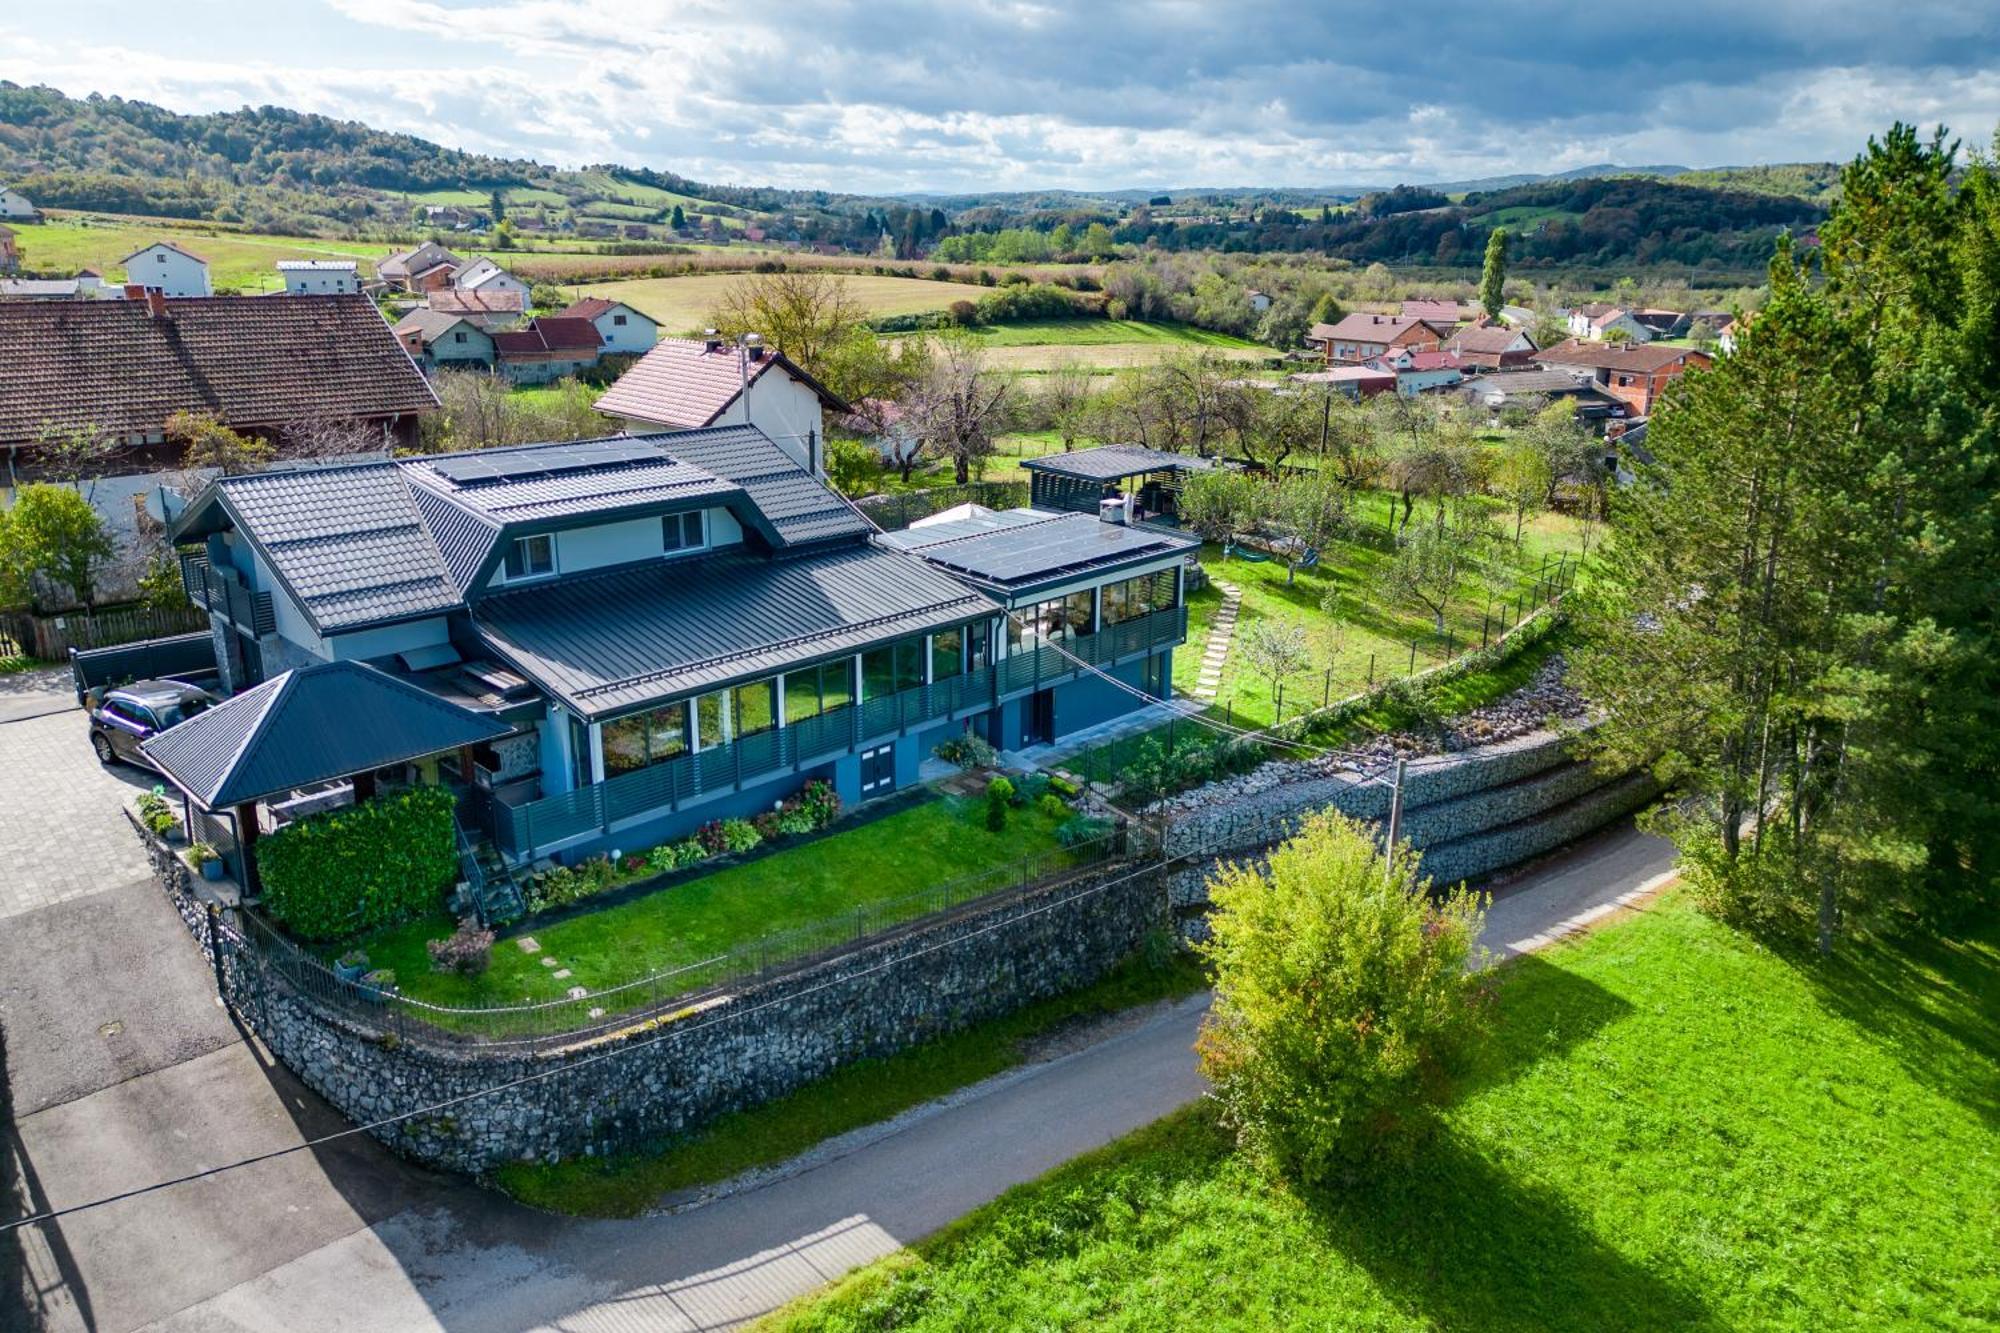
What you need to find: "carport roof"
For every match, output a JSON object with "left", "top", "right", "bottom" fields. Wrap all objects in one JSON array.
[{"left": 141, "top": 660, "right": 511, "bottom": 809}]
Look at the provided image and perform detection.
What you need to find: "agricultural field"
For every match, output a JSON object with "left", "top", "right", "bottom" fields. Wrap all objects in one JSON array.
[
  {"left": 770, "top": 894, "right": 2000, "bottom": 1331},
  {"left": 572, "top": 272, "right": 981, "bottom": 334},
  {"left": 954, "top": 319, "right": 1271, "bottom": 371},
  {"left": 6, "top": 217, "right": 386, "bottom": 292}
]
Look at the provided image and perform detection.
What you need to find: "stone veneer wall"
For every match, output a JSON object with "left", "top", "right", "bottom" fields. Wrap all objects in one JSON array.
[{"left": 139, "top": 823, "right": 1167, "bottom": 1175}]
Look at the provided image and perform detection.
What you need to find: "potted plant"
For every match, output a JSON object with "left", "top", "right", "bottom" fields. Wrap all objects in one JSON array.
[
  {"left": 187, "top": 842, "right": 226, "bottom": 881},
  {"left": 137, "top": 787, "right": 183, "bottom": 843},
  {"left": 334, "top": 949, "right": 371, "bottom": 983},
  {"left": 358, "top": 968, "right": 398, "bottom": 1001}
]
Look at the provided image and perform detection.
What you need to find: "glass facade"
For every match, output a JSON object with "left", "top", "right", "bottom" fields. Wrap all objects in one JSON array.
[
  {"left": 1100, "top": 569, "right": 1178, "bottom": 625},
  {"left": 1009, "top": 589, "right": 1097, "bottom": 650},
  {"left": 732, "top": 679, "right": 776, "bottom": 736},
  {"left": 784, "top": 659, "right": 853, "bottom": 723},
  {"left": 696, "top": 690, "right": 729, "bottom": 749},
  {"left": 601, "top": 701, "right": 688, "bottom": 775},
  {"left": 862, "top": 638, "right": 924, "bottom": 700},
  {"left": 931, "top": 625, "right": 964, "bottom": 680}
]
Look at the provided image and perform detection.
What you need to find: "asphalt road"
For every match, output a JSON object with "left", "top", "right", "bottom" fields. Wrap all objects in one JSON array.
[{"left": 0, "top": 662, "right": 1677, "bottom": 1333}]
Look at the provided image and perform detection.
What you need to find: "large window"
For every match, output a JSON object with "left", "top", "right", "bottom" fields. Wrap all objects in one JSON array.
[
  {"left": 1102, "top": 570, "right": 1177, "bottom": 625},
  {"left": 784, "top": 659, "right": 853, "bottom": 724},
  {"left": 732, "top": 679, "right": 775, "bottom": 737},
  {"left": 1009, "top": 592, "right": 1095, "bottom": 650},
  {"left": 601, "top": 702, "right": 688, "bottom": 775},
  {"left": 662, "top": 511, "right": 705, "bottom": 553},
  {"left": 861, "top": 638, "right": 924, "bottom": 700},
  {"left": 504, "top": 533, "right": 554, "bottom": 579},
  {"left": 696, "top": 690, "right": 729, "bottom": 749},
  {"left": 931, "top": 626, "right": 964, "bottom": 681}
]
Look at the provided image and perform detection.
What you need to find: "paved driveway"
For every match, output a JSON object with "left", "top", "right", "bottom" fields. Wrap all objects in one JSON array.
[{"left": 0, "top": 657, "right": 1678, "bottom": 1332}]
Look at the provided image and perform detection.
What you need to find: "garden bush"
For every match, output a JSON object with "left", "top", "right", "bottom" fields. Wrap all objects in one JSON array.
[
  {"left": 1058, "top": 814, "right": 1113, "bottom": 847},
  {"left": 934, "top": 733, "right": 998, "bottom": 769},
  {"left": 426, "top": 919, "right": 495, "bottom": 976},
  {"left": 1036, "top": 792, "right": 1071, "bottom": 820},
  {"left": 719, "top": 818, "right": 761, "bottom": 853},
  {"left": 259, "top": 785, "right": 458, "bottom": 942},
  {"left": 1011, "top": 772, "right": 1051, "bottom": 806},
  {"left": 985, "top": 776, "right": 1015, "bottom": 831},
  {"left": 136, "top": 786, "right": 180, "bottom": 838}
]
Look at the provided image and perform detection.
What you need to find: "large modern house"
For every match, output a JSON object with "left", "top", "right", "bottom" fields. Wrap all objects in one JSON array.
[{"left": 163, "top": 427, "right": 1194, "bottom": 870}]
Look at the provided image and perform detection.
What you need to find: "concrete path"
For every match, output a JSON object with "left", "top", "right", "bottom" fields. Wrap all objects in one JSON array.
[
  {"left": 1191, "top": 579, "right": 1241, "bottom": 700},
  {"left": 1, "top": 669, "right": 1679, "bottom": 1332}
]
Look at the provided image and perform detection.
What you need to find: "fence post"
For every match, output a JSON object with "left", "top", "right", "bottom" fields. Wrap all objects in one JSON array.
[
  {"left": 1225, "top": 700, "right": 1233, "bottom": 728},
  {"left": 1367, "top": 652, "right": 1375, "bottom": 685},
  {"left": 1408, "top": 642, "right": 1417, "bottom": 676},
  {"left": 1275, "top": 682, "right": 1283, "bottom": 720},
  {"left": 1482, "top": 611, "right": 1490, "bottom": 649},
  {"left": 205, "top": 902, "right": 228, "bottom": 1000},
  {"left": 1323, "top": 669, "right": 1331, "bottom": 708}
]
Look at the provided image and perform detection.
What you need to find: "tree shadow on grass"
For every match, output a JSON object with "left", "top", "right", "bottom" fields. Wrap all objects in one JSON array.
[
  {"left": 1297, "top": 955, "right": 1721, "bottom": 1332},
  {"left": 1800, "top": 916, "right": 2000, "bottom": 1128}
]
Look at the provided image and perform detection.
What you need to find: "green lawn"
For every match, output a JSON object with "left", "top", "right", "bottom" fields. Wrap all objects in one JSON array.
[
  {"left": 9, "top": 218, "right": 385, "bottom": 292},
  {"left": 496, "top": 944, "right": 1209, "bottom": 1216},
  {"left": 358, "top": 795, "right": 1073, "bottom": 1011},
  {"left": 576, "top": 272, "right": 977, "bottom": 334},
  {"left": 767, "top": 895, "right": 2000, "bottom": 1331},
  {"left": 1172, "top": 498, "right": 1587, "bottom": 727}
]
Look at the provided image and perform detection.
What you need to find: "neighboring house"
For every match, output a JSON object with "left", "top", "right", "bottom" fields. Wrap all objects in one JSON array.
[
  {"left": 1444, "top": 323, "right": 1538, "bottom": 370},
  {"left": 594, "top": 335, "right": 848, "bottom": 476},
  {"left": 1368, "top": 348, "right": 1465, "bottom": 396},
  {"left": 452, "top": 256, "right": 531, "bottom": 300},
  {"left": 560, "top": 296, "right": 660, "bottom": 356},
  {"left": 1716, "top": 315, "right": 1747, "bottom": 355},
  {"left": 426, "top": 288, "right": 527, "bottom": 328},
  {"left": 0, "top": 186, "right": 36, "bottom": 219},
  {"left": 1565, "top": 303, "right": 1652, "bottom": 343},
  {"left": 1400, "top": 298, "right": 1480, "bottom": 326},
  {"left": 1457, "top": 368, "right": 1630, "bottom": 425},
  {"left": 0, "top": 293, "right": 438, "bottom": 475},
  {"left": 491, "top": 317, "right": 603, "bottom": 384},
  {"left": 1289, "top": 365, "right": 1398, "bottom": 399},
  {"left": 1532, "top": 340, "right": 1713, "bottom": 416},
  {"left": 1630, "top": 308, "right": 1690, "bottom": 340},
  {"left": 277, "top": 260, "right": 360, "bottom": 295},
  {"left": 1498, "top": 303, "right": 1539, "bottom": 327},
  {"left": 393, "top": 308, "right": 498, "bottom": 370},
  {"left": 1305, "top": 313, "right": 1448, "bottom": 364},
  {"left": 0, "top": 223, "right": 15, "bottom": 272},
  {"left": 162, "top": 428, "right": 1195, "bottom": 865},
  {"left": 0, "top": 270, "right": 114, "bottom": 301},
  {"left": 378, "top": 242, "right": 461, "bottom": 294},
  {"left": 1245, "top": 288, "right": 1273, "bottom": 314},
  {"left": 123, "top": 241, "right": 212, "bottom": 298}
]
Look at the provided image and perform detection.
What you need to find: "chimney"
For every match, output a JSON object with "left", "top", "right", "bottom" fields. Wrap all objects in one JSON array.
[
  {"left": 143, "top": 288, "right": 169, "bottom": 320},
  {"left": 122, "top": 283, "right": 147, "bottom": 301},
  {"left": 703, "top": 327, "right": 722, "bottom": 352}
]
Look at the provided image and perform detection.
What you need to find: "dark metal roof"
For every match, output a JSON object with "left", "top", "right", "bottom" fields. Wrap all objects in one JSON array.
[
  {"left": 1019, "top": 444, "right": 1216, "bottom": 482},
  {"left": 179, "top": 463, "right": 465, "bottom": 633},
  {"left": 643, "top": 425, "right": 873, "bottom": 544},
  {"left": 141, "top": 660, "right": 511, "bottom": 810},
  {"left": 401, "top": 436, "right": 742, "bottom": 527},
  {"left": 886, "top": 510, "right": 1197, "bottom": 593},
  {"left": 474, "top": 545, "right": 993, "bottom": 717}
]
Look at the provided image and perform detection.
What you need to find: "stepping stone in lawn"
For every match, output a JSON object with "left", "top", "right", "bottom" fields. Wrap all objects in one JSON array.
[
  {"left": 567, "top": 986, "right": 588, "bottom": 1000},
  {"left": 553, "top": 968, "right": 572, "bottom": 979},
  {"left": 539, "top": 956, "right": 559, "bottom": 967},
  {"left": 516, "top": 936, "right": 541, "bottom": 953},
  {"left": 588, "top": 1007, "right": 605, "bottom": 1019}
]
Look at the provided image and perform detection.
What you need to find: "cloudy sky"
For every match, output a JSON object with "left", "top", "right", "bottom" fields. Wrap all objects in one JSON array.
[{"left": 5, "top": 1, "right": 2000, "bottom": 193}]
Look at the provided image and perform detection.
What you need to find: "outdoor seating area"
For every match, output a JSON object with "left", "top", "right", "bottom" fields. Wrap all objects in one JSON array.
[{"left": 1021, "top": 444, "right": 1219, "bottom": 526}]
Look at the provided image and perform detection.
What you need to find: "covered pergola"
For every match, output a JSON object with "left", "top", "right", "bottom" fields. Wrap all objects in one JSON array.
[
  {"left": 141, "top": 660, "right": 511, "bottom": 891},
  {"left": 1021, "top": 445, "right": 1217, "bottom": 525}
]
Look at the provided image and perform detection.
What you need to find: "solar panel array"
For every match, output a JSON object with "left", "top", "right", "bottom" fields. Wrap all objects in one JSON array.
[{"left": 427, "top": 438, "right": 670, "bottom": 486}]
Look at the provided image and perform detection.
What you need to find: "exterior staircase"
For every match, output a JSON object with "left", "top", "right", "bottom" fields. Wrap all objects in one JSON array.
[{"left": 455, "top": 817, "right": 525, "bottom": 926}]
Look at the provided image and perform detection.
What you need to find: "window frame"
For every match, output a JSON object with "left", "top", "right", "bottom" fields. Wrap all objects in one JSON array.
[
  {"left": 503, "top": 533, "right": 555, "bottom": 581},
  {"left": 662, "top": 510, "right": 706, "bottom": 554}
]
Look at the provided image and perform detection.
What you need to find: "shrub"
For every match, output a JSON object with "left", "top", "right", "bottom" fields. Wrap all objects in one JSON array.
[
  {"left": 696, "top": 820, "right": 731, "bottom": 855},
  {"left": 1036, "top": 792, "right": 1071, "bottom": 820},
  {"left": 136, "top": 786, "right": 180, "bottom": 838},
  {"left": 336, "top": 948, "right": 368, "bottom": 972},
  {"left": 620, "top": 854, "right": 647, "bottom": 876},
  {"left": 985, "top": 775, "right": 1014, "bottom": 831},
  {"left": 259, "top": 785, "right": 458, "bottom": 941},
  {"left": 775, "top": 806, "right": 817, "bottom": 836},
  {"left": 719, "top": 818, "right": 761, "bottom": 854},
  {"left": 753, "top": 810, "right": 783, "bottom": 841},
  {"left": 1057, "top": 814, "right": 1113, "bottom": 847},
  {"left": 1196, "top": 811, "right": 1490, "bottom": 1184},
  {"left": 794, "top": 778, "right": 841, "bottom": 829},
  {"left": 933, "top": 733, "right": 998, "bottom": 769},
  {"left": 426, "top": 919, "right": 496, "bottom": 976}
]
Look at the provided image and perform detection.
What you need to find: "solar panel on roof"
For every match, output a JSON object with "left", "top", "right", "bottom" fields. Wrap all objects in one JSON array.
[{"left": 428, "top": 439, "right": 669, "bottom": 486}]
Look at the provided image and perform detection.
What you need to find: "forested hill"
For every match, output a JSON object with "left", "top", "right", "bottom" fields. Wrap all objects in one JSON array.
[{"left": 0, "top": 83, "right": 869, "bottom": 233}]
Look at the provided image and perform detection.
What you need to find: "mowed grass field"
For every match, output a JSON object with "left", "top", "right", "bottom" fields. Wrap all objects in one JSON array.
[
  {"left": 8, "top": 218, "right": 386, "bottom": 291},
  {"left": 575, "top": 272, "right": 979, "bottom": 334},
  {"left": 955, "top": 318, "right": 1272, "bottom": 371},
  {"left": 768, "top": 894, "right": 2000, "bottom": 1331}
]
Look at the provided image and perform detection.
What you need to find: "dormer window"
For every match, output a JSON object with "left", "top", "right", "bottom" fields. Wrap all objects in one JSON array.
[
  {"left": 504, "top": 534, "right": 554, "bottom": 580},
  {"left": 662, "top": 511, "right": 705, "bottom": 553}
]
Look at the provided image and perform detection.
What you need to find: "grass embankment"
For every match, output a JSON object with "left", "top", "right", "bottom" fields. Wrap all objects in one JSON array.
[
  {"left": 360, "top": 795, "right": 1071, "bottom": 1010},
  {"left": 767, "top": 895, "right": 2000, "bottom": 1331},
  {"left": 1173, "top": 500, "right": 1587, "bottom": 728},
  {"left": 495, "top": 944, "right": 1208, "bottom": 1216}
]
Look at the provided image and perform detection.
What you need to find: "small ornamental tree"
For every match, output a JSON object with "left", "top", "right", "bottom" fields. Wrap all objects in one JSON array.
[
  {"left": 0, "top": 483, "right": 114, "bottom": 609},
  {"left": 1239, "top": 619, "right": 1312, "bottom": 713},
  {"left": 1197, "top": 810, "right": 1489, "bottom": 1183}
]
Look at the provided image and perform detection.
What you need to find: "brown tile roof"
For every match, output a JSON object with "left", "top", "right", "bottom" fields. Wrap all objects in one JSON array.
[
  {"left": 1534, "top": 339, "right": 1712, "bottom": 375},
  {"left": 1446, "top": 324, "right": 1532, "bottom": 355},
  {"left": 491, "top": 317, "right": 602, "bottom": 358},
  {"left": 559, "top": 296, "right": 659, "bottom": 325},
  {"left": 427, "top": 288, "right": 526, "bottom": 317},
  {"left": 593, "top": 336, "right": 846, "bottom": 429},
  {"left": 1400, "top": 299, "right": 1479, "bottom": 323},
  {"left": 0, "top": 294, "right": 438, "bottom": 449},
  {"left": 1313, "top": 313, "right": 1449, "bottom": 344}
]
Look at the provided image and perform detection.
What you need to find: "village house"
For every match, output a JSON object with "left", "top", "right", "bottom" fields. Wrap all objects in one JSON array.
[
  {"left": 0, "top": 272, "right": 116, "bottom": 301},
  {"left": 1368, "top": 347, "right": 1466, "bottom": 396},
  {"left": 393, "top": 308, "right": 499, "bottom": 370},
  {"left": 158, "top": 428, "right": 1194, "bottom": 868},
  {"left": 426, "top": 287, "right": 527, "bottom": 328},
  {"left": 1457, "top": 368, "right": 1631, "bottom": 425},
  {"left": 1629, "top": 308, "right": 1691, "bottom": 340},
  {"left": 594, "top": 335, "right": 847, "bottom": 473},
  {"left": 1290, "top": 364, "right": 1398, "bottom": 399},
  {"left": 451, "top": 256, "right": 531, "bottom": 300},
  {"left": 0, "top": 185, "right": 36, "bottom": 219},
  {"left": 1565, "top": 303, "right": 1652, "bottom": 343},
  {"left": 559, "top": 296, "right": 660, "bottom": 356},
  {"left": 1533, "top": 339, "right": 1713, "bottom": 416},
  {"left": 123, "top": 241, "right": 212, "bottom": 298},
  {"left": 1444, "top": 322, "right": 1539, "bottom": 370},
  {"left": 491, "top": 316, "right": 603, "bottom": 384},
  {"left": 0, "top": 293, "right": 439, "bottom": 478},
  {"left": 1400, "top": 298, "right": 1481, "bottom": 326},
  {"left": 378, "top": 241, "right": 461, "bottom": 294},
  {"left": 1305, "top": 313, "right": 1448, "bottom": 364},
  {"left": 1245, "top": 288, "right": 1273, "bottom": 314},
  {"left": 277, "top": 260, "right": 360, "bottom": 295}
]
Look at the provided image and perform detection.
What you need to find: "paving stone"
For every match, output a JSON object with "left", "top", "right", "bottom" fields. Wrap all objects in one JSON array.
[
  {"left": 516, "top": 936, "right": 540, "bottom": 953},
  {"left": 552, "top": 968, "right": 572, "bottom": 979},
  {"left": 0, "top": 698, "right": 158, "bottom": 922}
]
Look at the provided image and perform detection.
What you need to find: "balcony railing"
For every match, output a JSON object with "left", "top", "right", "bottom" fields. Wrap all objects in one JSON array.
[
  {"left": 492, "top": 604, "right": 1187, "bottom": 857},
  {"left": 180, "top": 552, "right": 276, "bottom": 637}
]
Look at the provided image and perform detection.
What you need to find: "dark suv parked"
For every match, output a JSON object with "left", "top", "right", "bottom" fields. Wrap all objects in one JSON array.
[{"left": 88, "top": 679, "right": 217, "bottom": 768}]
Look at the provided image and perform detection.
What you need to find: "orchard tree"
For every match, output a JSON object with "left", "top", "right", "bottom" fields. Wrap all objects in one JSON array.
[
  {"left": 1493, "top": 431, "right": 1553, "bottom": 544},
  {"left": 1384, "top": 516, "right": 1473, "bottom": 634},
  {"left": 899, "top": 333, "right": 1014, "bottom": 484},
  {"left": 1239, "top": 619, "right": 1313, "bottom": 713},
  {"left": 166, "top": 411, "right": 273, "bottom": 474},
  {"left": 706, "top": 270, "right": 868, "bottom": 381}
]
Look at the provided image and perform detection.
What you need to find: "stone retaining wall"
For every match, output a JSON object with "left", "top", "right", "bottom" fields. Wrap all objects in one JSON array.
[{"left": 140, "top": 822, "right": 1168, "bottom": 1175}]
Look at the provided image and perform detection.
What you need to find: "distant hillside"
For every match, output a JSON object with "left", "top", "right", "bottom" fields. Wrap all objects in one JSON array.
[
  {"left": 1654, "top": 163, "right": 1842, "bottom": 203},
  {"left": 0, "top": 82, "right": 889, "bottom": 243}
]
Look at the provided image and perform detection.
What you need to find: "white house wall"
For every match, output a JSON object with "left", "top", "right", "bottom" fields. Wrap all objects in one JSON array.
[
  {"left": 712, "top": 374, "right": 824, "bottom": 473},
  {"left": 592, "top": 308, "right": 658, "bottom": 356}
]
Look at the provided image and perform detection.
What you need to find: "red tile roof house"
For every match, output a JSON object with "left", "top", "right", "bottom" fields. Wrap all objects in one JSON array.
[
  {"left": 0, "top": 292, "right": 439, "bottom": 481},
  {"left": 378, "top": 242, "right": 462, "bottom": 294},
  {"left": 1306, "top": 313, "right": 1449, "bottom": 365},
  {"left": 1532, "top": 339, "right": 1713, "bottom": 416},
  {"left": 491, "top": 317, "right": 605, "bottom": 384},
  {"left": 426, "top": 287, "right": 528, "bottom": 328},
  {"left": 1400, "top": 298, "right": 1482, "bottom": 326},
  {"left": 1289, "top": 365, "right": 1398, "bottom": 399},
  {"left": 1367, "top": 348, "right": 1467, "bottom": 395},
  {"left": 594, "top": 335, "right": 848, "bottom": 476},
  {"left": 560, "top": 296, "right": 662, "bottom": 357},
  {"left": 1445, "top": 322, "right": 1540, "bottom": 370}
]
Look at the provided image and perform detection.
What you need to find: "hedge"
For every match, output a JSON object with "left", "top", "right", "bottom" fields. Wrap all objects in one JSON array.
[{"left": 258, "top": 784, "right": 460, "bottom": 941}]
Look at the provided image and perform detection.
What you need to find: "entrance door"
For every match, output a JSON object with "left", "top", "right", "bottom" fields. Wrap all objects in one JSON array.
[
  {"left": 859, "top": 743, "right": 896, "bottom": 796},
  {"left": 1024, "top": 689, "right": 1055, "bottom": 746}
]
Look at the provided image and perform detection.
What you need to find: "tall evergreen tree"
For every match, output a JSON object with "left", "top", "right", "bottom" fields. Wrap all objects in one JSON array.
[{"left": 1479, "top": 227, "right": 1509, "bottom": 318}]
